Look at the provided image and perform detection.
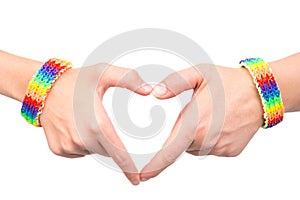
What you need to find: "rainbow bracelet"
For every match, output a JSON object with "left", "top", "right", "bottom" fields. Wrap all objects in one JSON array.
[
  {"left": 239, "top": 58, "right": 284, "bottom": 128},
  {"left": 21, "top": 58, "right": 72, "bottom": 126}
]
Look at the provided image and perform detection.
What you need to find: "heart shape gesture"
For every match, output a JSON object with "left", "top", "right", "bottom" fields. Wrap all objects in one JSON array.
[
  {"left": 40, "top": 63, "right": 264, "bottom": 185},
  {"left": 1, "top": 51, "right": 297, "bottom": 186},
  {"left": 41, "top": 64, "right": 151, "bottom": 185},
  {"left": 140, "top": 65, "right": 263, "bottom": 181}
]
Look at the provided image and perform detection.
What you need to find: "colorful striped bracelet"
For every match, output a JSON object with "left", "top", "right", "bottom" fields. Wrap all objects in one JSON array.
[
  {"left": 21, "top": 58, "right": 72, "bottom": 126},
  {"left": 239, "top": 58, "right": 284, "bottom": 128}
]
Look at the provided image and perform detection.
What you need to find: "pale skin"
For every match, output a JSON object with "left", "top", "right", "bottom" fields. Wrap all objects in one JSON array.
[
  {"left": 1, "top": 50, "right": 300, "bottom": 185},
  {"left": 0, "top": 50, "right": 153, "bottom": 185},
  {"left": 139, "top": 53, "right": 300, "bottom": 181}
]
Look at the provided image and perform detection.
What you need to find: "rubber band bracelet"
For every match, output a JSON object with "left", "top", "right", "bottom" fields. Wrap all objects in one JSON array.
[
  {"left": 239, "top": 58, "right": 284, "bottom": 128},
  {"left": 21, "top": 58, "right": 72, "bottom": 126}
]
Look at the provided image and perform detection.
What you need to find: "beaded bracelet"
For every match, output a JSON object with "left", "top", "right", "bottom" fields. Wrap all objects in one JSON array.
[
  {"left": 239, "top": 58, "right": 284, "bottom": 128},
  {"left": 21, "top": 58, "right": 72, "bottom": 126}
]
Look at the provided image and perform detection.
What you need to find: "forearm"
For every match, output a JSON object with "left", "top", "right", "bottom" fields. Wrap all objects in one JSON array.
[
  {"left": 0, "top": 51, "right": 42, "bottom": 102},
  {"left": 270, "top": 53, "right": 300, "bottom": 112}
]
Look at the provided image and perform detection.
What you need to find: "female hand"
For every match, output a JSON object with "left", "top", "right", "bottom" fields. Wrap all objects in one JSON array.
[
  {"left": 140, "top": 65, "right": 263, "bottom": 181},
  {"left": 40, "top": 64, "right": 152, "bottom": 185}
]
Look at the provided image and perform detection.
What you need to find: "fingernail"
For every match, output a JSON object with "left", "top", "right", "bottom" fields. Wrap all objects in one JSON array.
[
  {"left": 141, "top": 177, "right": 149, "bottom": 182},
  {"left": 152, "top": 84, "right": 167, "bottom": 97},
  {"left": 132, "top": 178, "right": 140, "bottom": 185},
  {"left": 141, "top": 84, "right": 152, "bottom": 93}
]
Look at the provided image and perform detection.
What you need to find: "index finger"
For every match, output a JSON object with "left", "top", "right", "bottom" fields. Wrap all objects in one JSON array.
[
  {"left": 94, "top": 97, "right": 140, "bottom": 185},
  {"left": 140, "top": 99, "right": 200, "bottom": 181}
]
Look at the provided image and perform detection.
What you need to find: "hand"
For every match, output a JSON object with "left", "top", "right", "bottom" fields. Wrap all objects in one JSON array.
[
  {"left": 140, "top": 65, "right": 264, "bottom": 181},
  {"left": 40, "top": 64, "right": 152, "bottom": 185}
]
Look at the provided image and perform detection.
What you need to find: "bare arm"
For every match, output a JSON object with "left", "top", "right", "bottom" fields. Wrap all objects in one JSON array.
[
  {"left": 140, "top": 53, "right": 300, "bottom": 181},
  {"left": 271, "top": 53, "right": 300, "bottom": 112},
  {"left": 0, "top": 50, "right": 42, "bottom": 101},
  {"left": 0, "top": 50, "right": 152, "bottom": 185}
]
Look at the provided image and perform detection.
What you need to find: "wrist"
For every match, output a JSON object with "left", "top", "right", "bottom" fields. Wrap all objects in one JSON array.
[
  {"left": 21, "top": 58, "right": 73, "bottom": 126},
  {"left": 15, "top": 60, "right": 42, "bottom": 102},
  {"left": 269, "top": 60, "right": 292, "bottom": 112},
  {"left": 238, "top": 68, "right": 264, "bottom": 126},
  {"left": 239, "top": 58, "right": 284, "bottom": 128}
]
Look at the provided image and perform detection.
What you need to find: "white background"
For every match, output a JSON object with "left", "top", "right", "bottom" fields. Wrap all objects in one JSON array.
[{"left": 0, "top": 0, "right": 300, "bottom": 199}]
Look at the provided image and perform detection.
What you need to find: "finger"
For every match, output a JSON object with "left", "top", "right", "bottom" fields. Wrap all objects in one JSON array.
[
  {"left": 94, "top": 97, "right": 140, "bottom": 185},
  {"left": 186, "top": 150, "right": 201, "bottom": 156},
  {"left": 85, "top": 142, "right": 109, "bottom": 157},
  {"left": 186, "top": 150, "right": 224, "bottom": 156},
  {"left": 80, "top": 134, "right": 109, "bottom": 157},
  {"left": 152, "top": 67, "right": 203, "bottom": 99},
  {"left": 43, "top": 125, "right": 93, "bottom": 156},
  {"left": 66, "top": 154, "right": 86, "bottom": 158},
  {"left": 104, "top": 65, "right": 152, "bottom": 96},
  {"left": 68, "top": 149, "right": 91, "bottom": 156},
  {"left": 140, "top": 99, "right": 200, "bottom": 181}
]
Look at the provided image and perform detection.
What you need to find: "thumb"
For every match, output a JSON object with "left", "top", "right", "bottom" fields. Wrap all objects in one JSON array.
[
  {"left": 152, "top": 67, "right": 203, "bottom": 99},
  {"left": 105, "top": 66, "right": 152, "bottom": 96}
]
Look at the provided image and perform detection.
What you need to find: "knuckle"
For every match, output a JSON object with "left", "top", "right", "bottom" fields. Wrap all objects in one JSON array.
[
  {"left": 226, "top": 150, "right": 242, "bottom": 157},
  {"left": 212, "top": 147, "right": 225, "bottom": 156},
  {"left": 210, "top": 141, "right": 226, "bottom": 156},
  {"left": 128, "top": 70, "right": 139, "bottom": 80},
  {"left": 223, "top": 145, "right": 242, "bottom": 157},
  {"left": 72, "top": 135, "right": 85, "bottom": 148},
  {"left": 49, "top": 145, "right": 64, "bottom": 156},
  {"left": 61, "top": 139, "right": 77, "bottom": 154}
]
